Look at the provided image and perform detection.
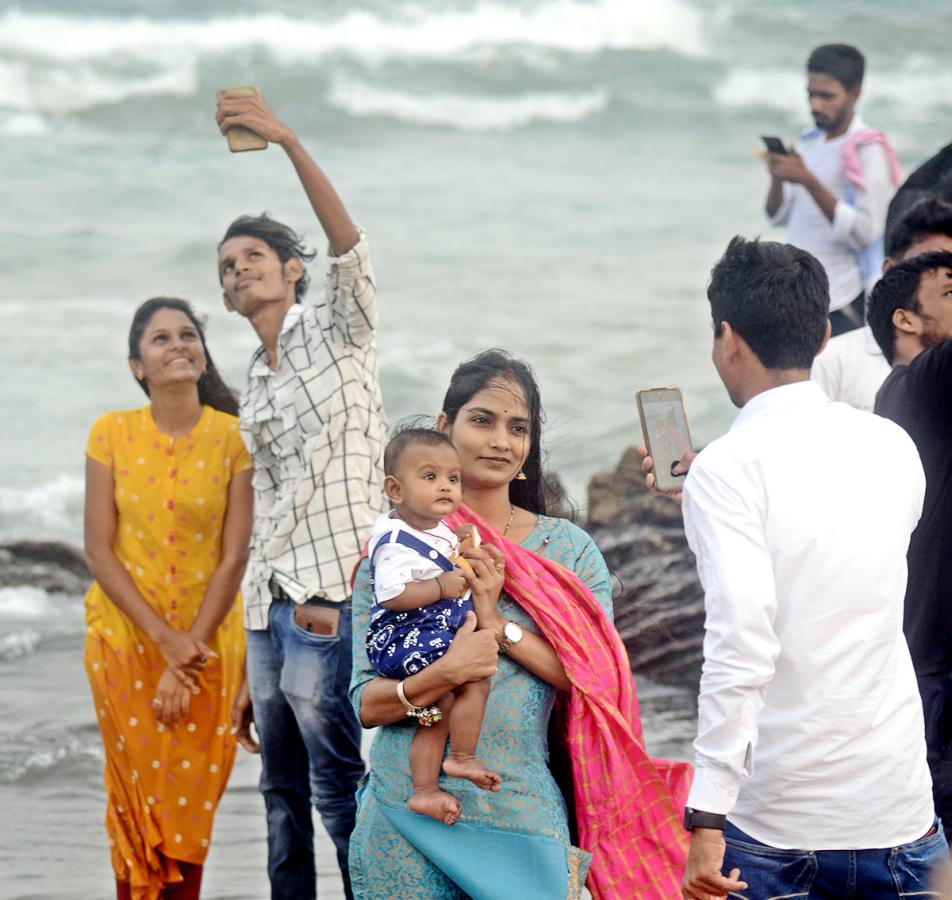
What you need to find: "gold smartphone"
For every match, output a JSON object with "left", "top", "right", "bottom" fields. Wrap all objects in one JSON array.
[
  {"left": 635, "top": 387, "right": 693, "bottom": 493},
  {"left": 217, "top": 87, "right": 268, "bottom": 153},
  {"left": 293, "top": 603, "right": 340, "bottom": 637}
]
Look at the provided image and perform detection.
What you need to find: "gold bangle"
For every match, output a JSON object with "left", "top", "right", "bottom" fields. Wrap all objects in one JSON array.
[{"left": 396, "top": 679, "right": 442, "bottom": 727}]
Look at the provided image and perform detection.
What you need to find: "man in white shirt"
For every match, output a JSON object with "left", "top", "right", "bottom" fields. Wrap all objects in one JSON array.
[
  {"left": 766, "top": 44, "right": 897, "bottom": 337},
  {"left": 680, "top": 237, "right": 943, "bottom": 899},
  {"left": 215, "top": 91, "right": 387, "bottom": 900},
  {"left": 811, "top": 196, "right": 952, "bottom": 411}
]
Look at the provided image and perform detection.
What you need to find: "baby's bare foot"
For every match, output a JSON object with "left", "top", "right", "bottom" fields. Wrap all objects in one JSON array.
[
  {"left": 443, "top": 753, "right": 502, "bottom": 792},
  {"left": 408, "top": 787, "right": 461, "bottom": 825}
]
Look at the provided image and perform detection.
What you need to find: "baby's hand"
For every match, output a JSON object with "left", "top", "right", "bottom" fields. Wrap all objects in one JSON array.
[{"left": 439, "top": 570, "right": 468, "bottom": 599}]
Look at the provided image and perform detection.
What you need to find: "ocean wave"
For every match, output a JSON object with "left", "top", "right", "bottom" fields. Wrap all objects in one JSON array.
[
  {"left": 0, "top": 1, "right": 705, "bottom": 65},
  {"left": 0, "top": 732, "right": 103, "bottom": 784},
  {"left": 0, "top": 628, "right": 40, "bottom": 661},
  {"left": 327, "top": 79, "right": 609, "bottom": 130},
  {"left": 0, "top": 587, "right": 51, "bottom": 620},
  {"left": 714, "top": 61, "right": 952, "bottom": 120},
  {"left": 0, "top": 473, "right": 85, "bottom": 542}
]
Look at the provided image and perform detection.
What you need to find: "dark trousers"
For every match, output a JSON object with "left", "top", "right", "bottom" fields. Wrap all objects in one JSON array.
[
  {"left": 829, "top": 291, "right": 866, "bottom": 337},
  {"left": 917, "top": 672, "right": 952, "bottom": 844}
]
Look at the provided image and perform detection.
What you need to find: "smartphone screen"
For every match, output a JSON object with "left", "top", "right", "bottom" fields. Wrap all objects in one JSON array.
[
  {"left": 761, "top": 135, "right": 789, "bottom": 155},
  {"left": 636, "top": 388, "right": 693, "bottom": 493}
]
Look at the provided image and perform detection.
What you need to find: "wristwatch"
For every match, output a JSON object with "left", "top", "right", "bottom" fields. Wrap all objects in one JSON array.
[
  {"left": 683, "top": 808, "right": 727, "bottom": 832},
  {"left": 498, "top": 620, "right": 523, "bottom": 654}
]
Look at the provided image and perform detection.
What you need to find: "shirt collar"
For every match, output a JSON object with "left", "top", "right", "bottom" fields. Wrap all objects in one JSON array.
[
  {"left": 731, "top": 380, "right": 828, "bottom": 431},
  {"left": 248, "top": 303, "right": 306, "bottom": 378}
]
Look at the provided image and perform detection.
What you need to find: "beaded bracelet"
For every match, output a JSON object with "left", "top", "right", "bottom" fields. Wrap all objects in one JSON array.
[{"left": 396, "top": 679, "right": 442, "bottom": 727}]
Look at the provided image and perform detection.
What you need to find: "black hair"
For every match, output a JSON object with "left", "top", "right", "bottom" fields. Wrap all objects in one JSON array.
[
  {"left": 807, "top": 44, "right": 865, "bottom": 91},
  {"left": 885, "top": 197, "right": 952, "bottom": 260},
  {"left": 867, "top": 251, "right": 952, "bottom": 364},
  {"left": 441, "top": 349, "right": 548, "bottom": 516},
  {"left": 218, "top": 213, "right": 317, "bottom": 303},
  {"left": 128, "top": 297, "right": 240, "bottom": 416},
  {"left": 708, "top": 237, "right": 830, "bottom": 370},
  {"left": 384, "top": 424, "right": 457, "bottom": 477}
]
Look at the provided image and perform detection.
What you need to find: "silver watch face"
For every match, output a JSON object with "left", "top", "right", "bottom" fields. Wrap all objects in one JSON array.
[{"left": 503, "top": 621, "right": 523, "bottom": 644}]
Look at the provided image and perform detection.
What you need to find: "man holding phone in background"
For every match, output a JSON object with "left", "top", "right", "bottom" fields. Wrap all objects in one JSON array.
[
  {"left": 679, "top": 237, "right": 943, "bottom": 899},
  {"left": 215, "top": 90, "right": 387, "bottom": 900},
  {"left": 765, "top": 44, "right": 899, "bottom": 337}
]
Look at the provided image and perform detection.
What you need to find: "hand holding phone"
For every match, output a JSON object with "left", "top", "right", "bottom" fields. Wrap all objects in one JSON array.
[
  {"left": 636, "top": 388, "right": 694, "bottom": 494},
  {"left": 216, "top": 87, "right": 268, "bottom": 153},
  {"left": 761, "top": 135, "right": 789, "bottom": 155}
]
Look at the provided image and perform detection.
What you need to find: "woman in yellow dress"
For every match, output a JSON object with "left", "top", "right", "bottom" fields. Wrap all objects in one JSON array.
[{"left": 83, "top": 297, "right": 253, "bottom": 899}]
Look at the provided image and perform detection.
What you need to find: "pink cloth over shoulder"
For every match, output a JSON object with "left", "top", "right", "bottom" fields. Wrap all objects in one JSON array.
[
  {"left": 447, "top": 506, "right": 691, "bottom": 900},
  {"left": 842, "top": 128, "right": 902, "bottom": 192}
]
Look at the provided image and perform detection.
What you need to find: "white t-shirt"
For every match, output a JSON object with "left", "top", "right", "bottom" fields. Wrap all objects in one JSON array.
[
  {"left": 768, "top": 116, "right": 893, "bottom": 311},
  {"left": 370, "top": 512, "right": 459, "bottom": 604},
  {"left": 811, "top": 325, "right": 891, "bottom": 412}
]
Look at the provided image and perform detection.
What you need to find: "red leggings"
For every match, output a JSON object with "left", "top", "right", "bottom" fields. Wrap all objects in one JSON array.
[{"left": 116, "top": 862, "right": 203, "bottom": 900}]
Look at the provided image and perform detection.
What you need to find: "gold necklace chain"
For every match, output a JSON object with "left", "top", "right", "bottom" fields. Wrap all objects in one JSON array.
[{"left": 503, "top": 504, "right": 515, "bottom": 536}]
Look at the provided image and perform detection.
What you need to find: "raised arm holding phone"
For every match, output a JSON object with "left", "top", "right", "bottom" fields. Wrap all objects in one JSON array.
[{"left": 215, "top": 89, "right": 387, "bottom": 900}]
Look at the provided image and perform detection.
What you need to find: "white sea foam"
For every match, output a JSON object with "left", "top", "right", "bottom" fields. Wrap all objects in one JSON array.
[
  {"left": 0, "top": 733, "right": 103, "bottom": 783},
  {"left": 328, "top": 78, "right": 609, "bottom": 130},
  {"left": 0, "top": 587, "right": 51, "bottom": 620},
  {"left": 0, "top": 474, "right": 85, "bottom": 542},
  {"left": 0, "top": 2, "right": 704, "bottom": 63},
  {"left": 0, "top": 628, "right": 40, "bottom": 660},
  {"left": 714, "top": 61, "right": 952, "bottom": 120}
]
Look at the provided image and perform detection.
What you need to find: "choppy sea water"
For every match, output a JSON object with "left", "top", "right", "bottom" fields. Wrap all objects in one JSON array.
[{"left": 2, "top": 0, "right": 949, "bottom": 894}]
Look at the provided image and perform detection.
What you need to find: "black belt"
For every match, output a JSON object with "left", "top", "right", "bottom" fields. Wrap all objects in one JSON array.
[{"left": 269, "top": 577, "right": 297, "bottom": 602}]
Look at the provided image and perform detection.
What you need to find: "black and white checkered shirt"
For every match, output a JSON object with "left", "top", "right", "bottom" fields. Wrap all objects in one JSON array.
[{"left": 240, "top": 232, "right": 387, "bottom": 629}]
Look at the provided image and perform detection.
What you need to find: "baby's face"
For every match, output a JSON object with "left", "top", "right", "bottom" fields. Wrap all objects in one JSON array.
[{"left": 391, "top": 442, "right": 462, "bottom": 528}]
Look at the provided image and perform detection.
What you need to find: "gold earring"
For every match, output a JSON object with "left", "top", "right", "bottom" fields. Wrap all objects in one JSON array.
[{"left": 515, "top": 470, "right": 527, "bottom": 481}]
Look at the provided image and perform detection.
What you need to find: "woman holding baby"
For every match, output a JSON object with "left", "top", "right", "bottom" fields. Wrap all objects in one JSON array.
[{"left": 348, "top": 350, "right": 690, "bottom": 900}]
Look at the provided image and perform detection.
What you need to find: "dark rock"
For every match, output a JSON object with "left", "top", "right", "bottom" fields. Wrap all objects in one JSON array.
[
  {"left": 586, "top": 447, "right": 704, "bottom": 689},
  {"left": 0, "top": 541, "right": 90, "bottom": 595}
]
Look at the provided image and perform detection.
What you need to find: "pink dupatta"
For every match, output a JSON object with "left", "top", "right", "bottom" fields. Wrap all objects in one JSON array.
[{"left": 446, "top": 506, "right": 691, "bottom": 900}]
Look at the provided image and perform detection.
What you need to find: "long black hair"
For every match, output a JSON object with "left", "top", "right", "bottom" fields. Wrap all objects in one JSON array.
[
  {"left": 441, "top": 349, "right": 548, "bottom": 516},
  {"left": 128, "top": 297, "right": 240, "bottom": 416}
]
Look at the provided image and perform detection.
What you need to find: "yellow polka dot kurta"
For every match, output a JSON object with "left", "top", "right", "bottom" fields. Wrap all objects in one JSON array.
[{"left": 83, "top": 406, "right": 251, "bottom": 899}]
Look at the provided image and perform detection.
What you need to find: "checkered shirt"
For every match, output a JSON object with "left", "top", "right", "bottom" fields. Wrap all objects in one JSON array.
[{"left": 240, "top": 232, "right": 387, "bottom": 630}]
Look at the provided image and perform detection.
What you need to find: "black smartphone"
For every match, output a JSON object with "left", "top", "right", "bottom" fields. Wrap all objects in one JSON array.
[
  {"left": 761, "top": 135, "right": 789, "bottom": 155},
  {"left": 636, "top": 387, "right": 693, "bottom": 493}
]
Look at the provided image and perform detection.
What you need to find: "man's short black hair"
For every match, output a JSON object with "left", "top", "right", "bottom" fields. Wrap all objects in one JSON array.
[
  {"left": 885, "top": 197, "right": 952, "bottom": 260},
  {"left": 708, "top": 237, "right": 830, "bottom": 370},
  {"left": 218, "top": 213, "right": 317, "bottom": 303},
  {"left": 867, "top": 251, "right": 952, "bottom": 364},
  {"left": 384, "top": 425, "right": 457, "bottom": 477},
  {"left": 807, "top": 44, "right": 865, "bottom": 91}
]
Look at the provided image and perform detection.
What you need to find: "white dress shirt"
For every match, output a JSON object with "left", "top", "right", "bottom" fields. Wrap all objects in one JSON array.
[
  {"left": 683, "top": 381, "right": 933, "bottom": 849},
  {"left": 240, "top": 233, "right": 388, "bottom": 629},
  {"left": 769, "top": 116, "right": 893, "bottom": 311},
  {"left": 811, "top": 324, "right": 891, "bottom": 412}
]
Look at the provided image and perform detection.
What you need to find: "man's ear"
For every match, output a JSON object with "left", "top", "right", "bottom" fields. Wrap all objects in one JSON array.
[
  {"left": 284, "top": 257, "right": 304, "bottom": 286},
  {"left": 222, "top": 290, "right": 235, "bottom": 313},
  {"left": 383, "top": 475, "right": 403, "bottom": 505},
  {"left": 893, "top": 306, "right": 921, "bottom": 337},
  {"left": 436, "top": 412, "right": 449, "bottom": 436}
]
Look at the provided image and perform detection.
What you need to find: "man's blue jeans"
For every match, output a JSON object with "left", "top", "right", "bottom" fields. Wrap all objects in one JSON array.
[
  {"left": 247, "top": 598, "right": 365, "bottom": 900},
  {"left": 722, "top": 819, "right": 948, "bottom": 899}
]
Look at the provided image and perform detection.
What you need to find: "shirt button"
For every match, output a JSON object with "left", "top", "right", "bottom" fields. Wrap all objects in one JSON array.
[{"left": 428, "top": 550, "right": 438, "bottom": 560}]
